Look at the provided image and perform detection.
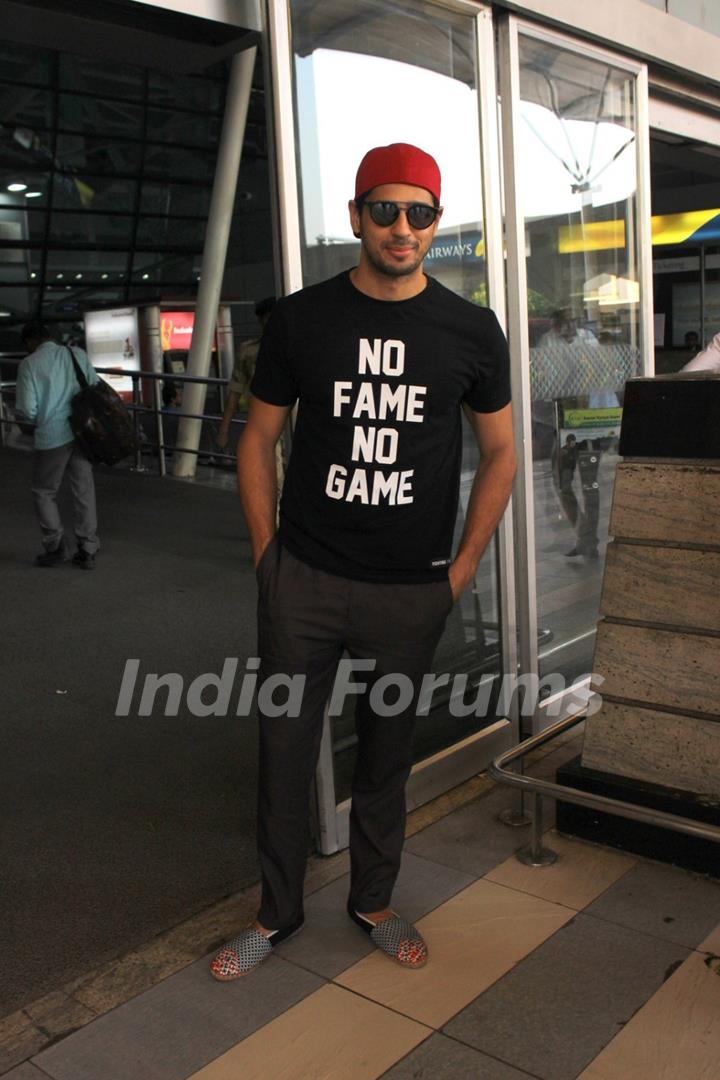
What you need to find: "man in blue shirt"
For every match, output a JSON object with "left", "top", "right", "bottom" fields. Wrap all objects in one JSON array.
[{"left": 16, "top": 323, "right": 100, "bottom": 569}]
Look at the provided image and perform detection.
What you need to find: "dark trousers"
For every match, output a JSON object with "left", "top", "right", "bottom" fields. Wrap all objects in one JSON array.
[{"left": 255, "top": 539, "right": 453, "bottom": 929}]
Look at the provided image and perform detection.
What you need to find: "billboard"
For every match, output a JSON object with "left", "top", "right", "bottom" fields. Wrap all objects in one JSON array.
[{"left": 84, "top": 307, "right": 140, "bottom": 397}]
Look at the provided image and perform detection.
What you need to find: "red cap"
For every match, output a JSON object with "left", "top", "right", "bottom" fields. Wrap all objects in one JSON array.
[{"left": 354, "top": 143, "right": 441, "bottom": 204}]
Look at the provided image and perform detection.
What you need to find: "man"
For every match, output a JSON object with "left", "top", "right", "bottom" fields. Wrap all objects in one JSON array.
[
  {"left": 211, "top": 143, "right": 515, "bottom": 980},
  {"left": 683, "top": 330, "right": 720, "bottom": 373},
  {"left": 15, "top": 322, "right": 100, "bottom": 569}
]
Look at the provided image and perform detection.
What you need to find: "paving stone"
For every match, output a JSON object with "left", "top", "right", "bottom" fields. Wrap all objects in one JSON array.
[
  {"left": 585, "top": 860, "right": 720, "bottom": 949},
  {"left": 279, "top": 851, "right": 475, "bottom": 979},
  {"left": 405, "top": 787, "right": 532, "bottom": 877},
  {"left": 33, "top": 956, "right": 322, "bottom": 1080},
  {"left": 444, "top": 911, "right": 689, "bottom": 1080},
  {"left": 380, "top": 1033, "right": 536, "bottom": 1079},
  {"left": 0, "top": 1063, "right": 49, "bottom": 1079}
]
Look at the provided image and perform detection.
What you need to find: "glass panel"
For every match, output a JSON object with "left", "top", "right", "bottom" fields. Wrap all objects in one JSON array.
[
  {"left": 136, "top": 216, "right": 206, "bottom": 249},
  {"left": 58, "top": 94, "right": 143, "bottom": 137},
  {"left": 0, "top": 231, "right": 43, "bottom": 278},
  {"left": 517, "top": 33, "right": 643, "bottom": 686},
  {"left": 49, "top": 212, "right": 135, "bottom": 246},
  {"left": 0, "top": 207, "right": 46, "bottom": 245},
  {"left": 0, "top": 286, "right": 41, "bottom": 320},
  {"left": 651, "top": 130, "right": 720, "bottom": 371},
  {"left": 0, "top": 174, "right": 51, "bottom": 204},
  {"left": 290, "top": 0, "right": 498, "bottom": 799},
  {"left": 52, "top": 174, "right": 138, "bottom": 213},
  {"left": 0, "top": 84, "right": 53, "bottom": 127},
  {"left": 46, "top": 249, "right": 129, "bottom": 281},
  {"left": 146, "top": 107, "right": 221, "bottom": 149},
  {"left": 144, "top": 145, "right": 217, "bottom": 182},
  {"left": 131, "top": 251, "right": 199, "bottom": 282},
  {"left": 0, "top": 44, "right": 52, "bottom": 85},
  {"left": 140, "top": 182, "right": 212, "bottom": 217},
  {"left": 148, "top": 71, "right": 223, "bottom": 112},
  {"left": 59, "top": 55, "right": 143, "bottom": 100},
  {"left": 56, "top": 133, "right": 142, "bottom": 175}
]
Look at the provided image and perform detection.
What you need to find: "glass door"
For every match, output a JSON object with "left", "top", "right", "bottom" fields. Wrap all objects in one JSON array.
[
  {"left": 267, "top": 0, "right": 515, "bottom": 852},
  {"left": 498, "top": 18, "right": 653, "bottom": 731},
  {"left": 649, "top": 96, "right": 720, "bottom": 375}
]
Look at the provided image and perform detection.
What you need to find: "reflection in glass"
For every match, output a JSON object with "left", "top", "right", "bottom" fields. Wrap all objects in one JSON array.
[
  {"left": 518, "top": 34, "right": 643, "bottom": 686},
  {"left": 140, "top": 182, "right": 212, "bottom": 218},
  {"left": 58, "top": 94, "right": 143, "bottom": 137},
  {"left": 2, "top": 85, "right": 53, "bottom": 128},
  {"left": 52, "top": 174, "right": 138, "bottom": 213},
  {"left": 59, "top": 55, "right": 143, "bottom": 100},
  {"left": 1, "top": 287, "right": 41, "bottom": 321},
  {"left": 290, "top": 0, "right": 500, "bottom": 794},
  {"left": 56, "top": 134, "right": 142, "bottom": 175},
  {"left": 49, "top": 213, "right": 135, "bottom": 246},
  {"left": 131, "top": 252, "right": 199, "bottom": 282},
  {"left": 148, "top": 71, "right": 223, "bottom": 112},
  {"left": 0, "top": 43, "right": 52, "bottom": 85},
  {"left": 144, "top": 145, "right": 217, "bottom": 181},
  {"left": 146, "top": 108, "right": 221, "bottom": 149},
  {"left": 651, "top": 123, "right": 720, "bottom": 373},
  {"left": 136, "top": 216, "right": 206, "bottom": 249}
]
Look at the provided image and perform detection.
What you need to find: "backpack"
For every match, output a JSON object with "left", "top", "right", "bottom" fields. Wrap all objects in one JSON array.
[{"left": 67, "top": 347, "right": 138, "bottom": 466}]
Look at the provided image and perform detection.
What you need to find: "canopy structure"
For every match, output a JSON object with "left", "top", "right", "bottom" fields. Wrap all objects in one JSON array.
[{"left": 290, "top": 0, "right": 476, "bottom": 87}]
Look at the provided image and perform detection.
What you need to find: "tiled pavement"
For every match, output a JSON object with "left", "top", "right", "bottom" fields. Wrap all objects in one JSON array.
[{"left": 4, "top": 737, "right": 720, "bottom": 1080}]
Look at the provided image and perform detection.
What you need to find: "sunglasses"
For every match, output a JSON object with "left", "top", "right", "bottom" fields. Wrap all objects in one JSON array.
[{"left": 362, "top": 200, "right": 441, "bottom": 230}]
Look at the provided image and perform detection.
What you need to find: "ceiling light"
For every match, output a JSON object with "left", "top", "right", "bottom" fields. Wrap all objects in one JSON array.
[
  {"left": 0, "top": 309, "right": 11, "bottom": 317},
  {"left": 7, "top": 182, "right": 27, "bottom": 192},
  {"left": 101, "top": 273, "right": 108, "bottom": 279},
  {"left": 142, "top": 273, "right": 149, "bottom": 280},
  {"left": 75, "top": 273, "right": 82, "bottom": 279},
  {"left": 56, "top": 273, "right": 63, "bottom": 280},
  {"left": 30, "top": 272, "right": 36, "bottom": 279},
  {"left": 25, "top": 191, "right": 42, "bottom": 199}
]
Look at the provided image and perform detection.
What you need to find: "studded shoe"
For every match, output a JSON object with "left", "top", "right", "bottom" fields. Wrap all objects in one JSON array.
[
  {"left": 209, "top": 918, "right": 304, "bottom": 981},
  {"left": 347, "top": 904, "right": 428, "bottom": 969}
]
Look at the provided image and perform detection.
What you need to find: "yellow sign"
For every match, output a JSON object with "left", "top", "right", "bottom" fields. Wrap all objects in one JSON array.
[
  {"left": 558, "top": 209, "right": 720, "bottom": 254},
  {"left": 564, "top": 407, "right": 623, "bottom": 428}
]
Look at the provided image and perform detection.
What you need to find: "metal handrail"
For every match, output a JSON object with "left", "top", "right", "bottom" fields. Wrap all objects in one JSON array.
[
  {"left": 489, "top": 712, "right": 720, "bottom": 866},
  {"left": 0, "top": 363, "right": 246, "bottom": 474}
]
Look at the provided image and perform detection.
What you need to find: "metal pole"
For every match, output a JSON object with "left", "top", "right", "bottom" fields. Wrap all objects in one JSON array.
[
  {"left": 131, "top": 373, "right": 144, "bottom": 472},
  {"left": 700, "top": 245, "right": 707, "bottom": 347},
  {"left": 153, "top": 376, "right": 166, "bottom": 478},
  {"left": 517, "top": 793, "right": 557, "bottom": 867},
  {"left": 172, "top": 45, "right": 257, "bottom": 478}
]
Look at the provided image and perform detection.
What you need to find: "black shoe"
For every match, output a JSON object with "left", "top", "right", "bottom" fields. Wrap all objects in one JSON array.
[
  {"left": 35, "top": 545, "right": 68, "bottom": 567},
  {"left": 72, "top": 549, "right": 95, "bottom": 570}
]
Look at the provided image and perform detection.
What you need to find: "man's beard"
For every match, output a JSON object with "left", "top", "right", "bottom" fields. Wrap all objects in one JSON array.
[{"left": 362, "top": 238, "right": 426, "bottom": 278}]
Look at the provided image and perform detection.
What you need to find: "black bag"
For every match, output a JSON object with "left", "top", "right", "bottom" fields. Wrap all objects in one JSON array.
[{"left": 67, "top": 347, "right": 138, "bottom": 465}]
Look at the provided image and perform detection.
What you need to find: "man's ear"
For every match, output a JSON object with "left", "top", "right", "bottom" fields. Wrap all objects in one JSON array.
[{"left": 348, "top": 199, "right": 362, "bottom": 239}]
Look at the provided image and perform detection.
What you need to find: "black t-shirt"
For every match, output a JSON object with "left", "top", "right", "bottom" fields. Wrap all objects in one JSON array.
[{"left": 251, "top": 270, "right": 511, "bottom": 583}]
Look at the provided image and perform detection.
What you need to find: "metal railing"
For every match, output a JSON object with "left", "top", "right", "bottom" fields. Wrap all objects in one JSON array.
[
  {"left": 489, "top": 711, "right": 720, "bottom": 866},
  {"left": 0, "top": 360, "right": 245, "bottom": 477}
]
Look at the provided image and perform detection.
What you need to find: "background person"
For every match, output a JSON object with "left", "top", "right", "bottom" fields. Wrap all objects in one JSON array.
[
  {"left": 210, "top": 142, "right": 516, "bottom": 981},
  {"left": 15, "top": 322, "right": 100, "bottom": 569},
  {"left": 682, "top": 330, "right": 720, "bottom": 373},
  {"left": 217, "top": 298, "right": 284, "bottom": 491}
]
